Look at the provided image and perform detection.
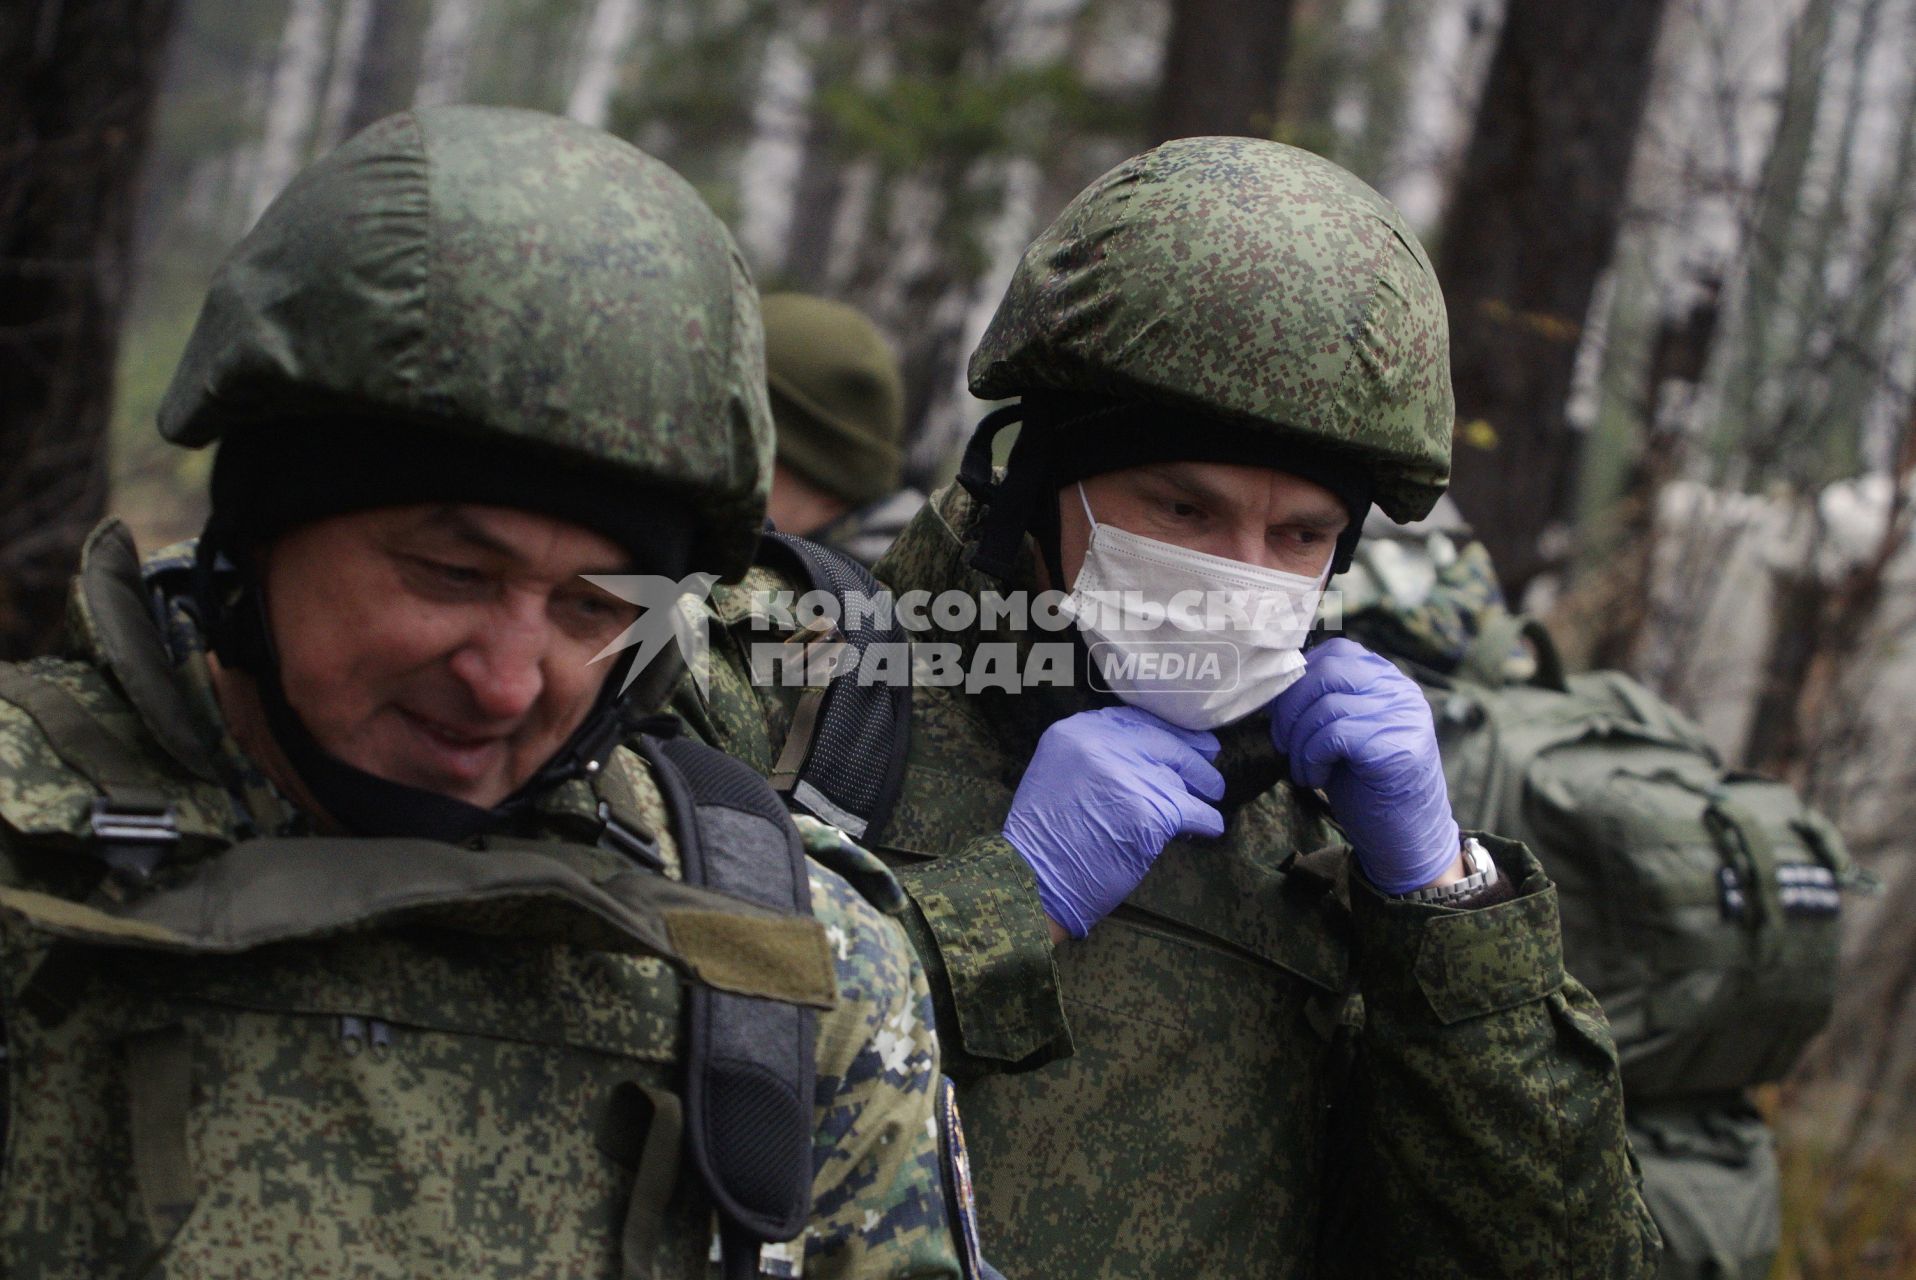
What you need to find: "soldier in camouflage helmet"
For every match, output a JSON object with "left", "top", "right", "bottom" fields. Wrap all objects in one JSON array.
[
  {"left": 0, "top": 107, "right": 976, "bottom": 1279},
  {"left": 762, "top": 292, "right": 927, "bottom": 566},
  {"left": 679, "top": 137, "right": 1660, "bottom": 1276}
]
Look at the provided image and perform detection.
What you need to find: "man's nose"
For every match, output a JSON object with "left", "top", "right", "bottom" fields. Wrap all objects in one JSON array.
[
  {"left": 1223, "top": 528, "right": 1278, "bottom": 571},
  {"left": 448, "top": 612, "right": 548, "bottom": 720}
]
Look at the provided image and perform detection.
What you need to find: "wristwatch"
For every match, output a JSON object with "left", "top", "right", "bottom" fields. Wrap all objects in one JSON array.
[{"left": 1396, "top": 837, "right": 1498, "bottom": 905}]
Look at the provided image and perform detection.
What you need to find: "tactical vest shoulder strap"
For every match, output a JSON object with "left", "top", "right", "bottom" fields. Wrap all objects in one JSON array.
[
  {"left": 754, "top": 531, "right": 912, "bottom": 844},
  {"left": 0, "top": 663, "right": 183, "bottom": 885},
  {"left": 636, "top": 730, "right": 820, "bottom": 1276}
]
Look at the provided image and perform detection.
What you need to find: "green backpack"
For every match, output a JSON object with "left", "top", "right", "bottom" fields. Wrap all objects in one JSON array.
[{"left": 1414, "top": 616, "right": 1853, "bottom": 1102}]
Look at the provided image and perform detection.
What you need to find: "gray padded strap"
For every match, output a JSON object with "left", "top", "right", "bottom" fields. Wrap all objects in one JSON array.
[{"left": 639, "top": 732, "right": 818, "bottom": 1261}]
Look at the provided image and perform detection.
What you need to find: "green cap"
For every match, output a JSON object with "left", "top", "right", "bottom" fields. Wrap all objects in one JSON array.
[{"left": 762, "top": 292, "right": 904, "bottom": 508}]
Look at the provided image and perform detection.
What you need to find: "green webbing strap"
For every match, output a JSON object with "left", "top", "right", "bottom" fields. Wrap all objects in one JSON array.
[
  {"left": 125, "top": 1024, "right": 197, "bottom": 1241},
  {"left": 77, "top": 520, "right": 223, "bottom": 784},
  {"left": 1651, "top": 769, "right": 1787, "bottom": 968},
  {"left": 0, "top": 665, "right": 171, "bottom": 814},
  {"left": 1706, "top": 789, "right": 1786, "bottom": 969},
  {"left": 0, "top": 664, "right": 180, "bottom": 885},
  {"left": 620, "top": 1084, "right": 685, "bottom": 1280},
  {"left": 1455, "top": 613, "right": 1568, "bottom": 692}
]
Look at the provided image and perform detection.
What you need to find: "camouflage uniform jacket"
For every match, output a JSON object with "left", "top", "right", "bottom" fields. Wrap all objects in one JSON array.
[
  {"left": 810, "top": 488, "right": 929, "bottom": 568},
  {"left": 0, "top": 521, "right": 963, "bottom": 1279},
  {"left": 677, "top": 485, "right": 1662, "bottom": 1279}
]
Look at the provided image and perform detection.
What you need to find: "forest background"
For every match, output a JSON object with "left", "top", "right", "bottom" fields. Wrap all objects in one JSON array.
[{"left": 6, "top": 0, "right": 1916, "bottom": 1273}]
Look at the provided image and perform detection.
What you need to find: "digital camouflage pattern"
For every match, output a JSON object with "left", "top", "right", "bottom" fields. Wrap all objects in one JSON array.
[
  {"left": 1339, "top": 529, "right": 1523, "bottom": 681},
  {"left": 0, "top": 525, "right": 964, "bottom": 1279},
  {"left": 969, "top": 137, "right": 1453, "bottom": 522},
  {"left": 677, "top": 484, "right": 1662, "bottom": 1279},
  {"left": 1341, "top": 525, "right": 1806, "bottom": 1280},
  {"left": 809, "top": 488, "right": 929, "bottom": 568},
  {"left": 157, "top": 106, "right": 774, "bottom": 579}
]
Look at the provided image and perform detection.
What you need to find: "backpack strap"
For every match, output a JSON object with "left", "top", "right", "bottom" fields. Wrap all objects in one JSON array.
[
  {"left": 637, "top": 731, "right": 820, "bottom": 1277},
  {"left": 754, "top": 532, "right": 912, "bottom": 844},
  {"left": 1456, "top": 611, "right": 1568, "bottom": 691},
  {"left": 0, "top": 664, "right": 181, "bottom": 888}
]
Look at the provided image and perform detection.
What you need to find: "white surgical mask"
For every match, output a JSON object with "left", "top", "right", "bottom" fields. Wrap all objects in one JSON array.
[{"left": 1062, "top": 484, "right": 1330, "bottom": 731}]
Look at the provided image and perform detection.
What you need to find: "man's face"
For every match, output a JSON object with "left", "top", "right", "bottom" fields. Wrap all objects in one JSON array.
[
  {"left": 1058, "top": 460, "right": 1347, "bottom": 587},
  {"left": 261, "top": 504, "right": 640, "bottom": 809},
  {"left": 766, "top": 459, "right": 850, "bottom": 536}
]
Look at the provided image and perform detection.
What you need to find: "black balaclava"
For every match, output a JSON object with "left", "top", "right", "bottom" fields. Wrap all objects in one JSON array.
[
  {"left": 959, "top": 391, "right": 1376, "bottom": 589},
  {"left": 194, "top": 418, "right": 699, "bottom": 840}
]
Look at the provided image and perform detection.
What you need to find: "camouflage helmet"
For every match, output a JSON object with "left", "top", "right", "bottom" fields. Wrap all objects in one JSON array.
[
  {"left": 762, "top": 292, "right": 904, "bottom": 508},
  {"left": 158, "top": 105, "right": 772, "bottom": 579},
  {"left": 969, "top": 136, "right": 1452, "bottom": 523}
]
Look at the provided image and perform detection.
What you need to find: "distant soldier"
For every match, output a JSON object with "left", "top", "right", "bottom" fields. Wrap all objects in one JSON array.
[
  {"left": 1343, "top": 506, "right": 1854, "bottom": 1280},
  {"left": 0, "top": 107, "right": 977, "bottom": 1280},
  {"left": 762, "top": 292, "right": 926, "bottom": 565}
]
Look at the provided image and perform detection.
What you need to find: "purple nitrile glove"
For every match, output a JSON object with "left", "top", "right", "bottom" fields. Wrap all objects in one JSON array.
[
  {"left": 1003, "top": 705, "right": 1226, "bottom": 938},
  {"left": 1268, "top": 637, "right": 1460, "bottom": 895}
]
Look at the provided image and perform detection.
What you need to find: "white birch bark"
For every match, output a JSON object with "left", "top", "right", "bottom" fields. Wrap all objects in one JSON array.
[
  {"left": 914, "top": 155, "right": 1040, "bottom": 472},
  {"left": 735, "top": 30, "right": 815, "bottom": 272},
  {"left": 565, "top": 0, "right": 648, "bottom": 128},
  {"left": 1384, "top": 0, "right": 1506, "bottom": 229},
  {"left": 247, "top": 0, "right": 335, "bottom": 224},
  {"left": 819, "top": 159, "right": 878, "bottom": 293},
  {"left": 413, "top": 0, "right": 481, "bottom": 107},
  {"left": 312, "top": 0, "right": 376, "bottom": 152}
]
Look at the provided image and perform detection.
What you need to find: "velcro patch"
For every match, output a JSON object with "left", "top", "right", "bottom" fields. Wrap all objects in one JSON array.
[{"left": 662, "top": 909, "right": 837, "bottom": 1009}]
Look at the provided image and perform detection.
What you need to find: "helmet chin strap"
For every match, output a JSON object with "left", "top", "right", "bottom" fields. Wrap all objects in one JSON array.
[
  {"left": 958, "top": 402, "right": 1074, "bottom": 589},
  {"left": 191, "top": 530, "right": 641, "bottom": 840}
]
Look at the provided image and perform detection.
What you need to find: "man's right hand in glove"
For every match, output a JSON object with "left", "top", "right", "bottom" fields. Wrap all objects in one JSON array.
[{"left": 1002, "top": 705, "right": 1226, "bottom": 940}]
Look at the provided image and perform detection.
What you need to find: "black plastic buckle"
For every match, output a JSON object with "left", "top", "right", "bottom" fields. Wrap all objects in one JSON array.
[{"left": 597, "top": 800, "right": 664, "bottom": 872}]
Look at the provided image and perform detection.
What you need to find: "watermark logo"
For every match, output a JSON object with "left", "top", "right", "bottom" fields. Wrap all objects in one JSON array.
[
  {"left": 582, "top": 575, "right": 1340, "bottom": 698},
  {"left": 1086, "top": 641, "right": 1240, "bottom": 693},
  {"left": 584, "top": 572, "right": 720, "bottom": 695}
]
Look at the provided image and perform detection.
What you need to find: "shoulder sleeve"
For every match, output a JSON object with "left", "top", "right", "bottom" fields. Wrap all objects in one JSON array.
[
  {"left": 667, "top": 585, "right": 801, "bottom": 776},
  {"left": 1328, "top": 833, "right": 1662, "bottom": 1278},
  {"left": 892, "top": 836, "right": 1072, "bottom": 1076},
  {"left": 802, "top": 860, "right": 965, "bottom": 1279}
]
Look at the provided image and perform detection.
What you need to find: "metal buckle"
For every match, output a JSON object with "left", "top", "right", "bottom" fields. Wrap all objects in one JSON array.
[
  {"left": 89, "top": 796, "right": 180, "bottom": 887},
  {"left": 596, "top": 800, "right": 664, "bottom": 872}
]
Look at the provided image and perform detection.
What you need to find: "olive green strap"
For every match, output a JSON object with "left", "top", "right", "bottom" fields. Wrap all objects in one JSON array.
[
  {"left": 0, "top": 665, "right": 171, "bottom": 814},
  {"left": 125, "top": 1024, "right": 197, "bottom": 1241},
  {"left": 0, "top": 664, "right": 180, "bottom": 886},
  {"left": 767, "top": 615, "right": 840, "bottom": 791},
  {"left": 1457, "top": 613, "right": 1567, "bottom": 692},
  {"left": 1707, "top": 790, "right": 1787, "bottom": 968},
  {"left": 0, "top": 837, "right": 837, "bottom": 1008},
  {"left": 620, "top": 1084, "right": 685, "bottom": 1280}
]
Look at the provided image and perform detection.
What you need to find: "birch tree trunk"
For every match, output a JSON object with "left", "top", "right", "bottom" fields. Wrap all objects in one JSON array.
[
  {"left": 414, "top": 0, "right": 481, "bottom": 107},
  {"left": 1152, "top": 0, "right": 1294, "bottom": 141},
  {"left": 736, "top": 27, "right": 814, "bottom": 271},
  {"left": 0, "top": 0, "right": 179, "bottom": 659},
  {"left": 313, "top": 0, "right": 376, "bottom": 152},
  {"left": 565, "top": 0, "right": 647, "bottom": 129},
  {"left": 1709, "top": 0, "right": 1838, "bottom": 482},
  {"left": 780, "top": 0, "right": 878, "bottom": 286},
  {"left": 338, "top": 0, "right": 432, "bottom": 137},
  {"left": 247, "top": 0, "right": 334, "bottom": 222}
]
